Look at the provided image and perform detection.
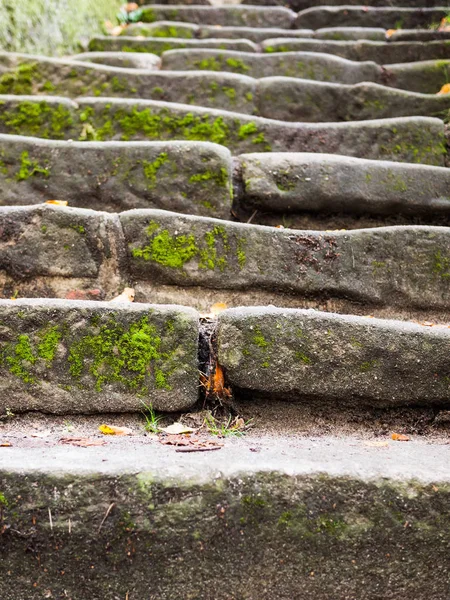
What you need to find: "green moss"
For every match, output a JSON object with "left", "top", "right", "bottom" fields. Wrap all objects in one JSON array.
[
  {"left": 0, "top": 492, "right": 7, "bottom": 507},
  {"left": 199, "top": 225, "right": 228, "bottom": 271},
  {"left": 295, "top": 351, "right": 311, "bottom": 364},
  {"left": 222, "top": 87, "right": 236, "bottom": 102},
  {"left": 150, "top": 26, "right": 193, "bottom": 38},
  {"left": 195, "top": 57, "right": 222, "bottom": 71},
  {"left": 0, "top": 62, "right": 36, "bottom": 95},
  {"left": 70, "top": 224, "right": 85, "bottom": 234},
  {"left": 68, "top": 315, "right": 171, "bottom": 393},
  {"left": 360, "top": 359, "right": 379, "bottom": 373},
  {"left": 237, "top": 237, "right": 247, "bottom": 269},
  {"left": 252, "top": 327, "right": 270, "bottom": 349},
  {"left": 132, "top": 223, "right": 198, "bottom": 269},
  {"left": 0, "top": 100, "right": 73, "bottom": 139},
  {"left": 433, "top": 250, "right": 450, "bottom": 278},
  {"left": 225, "top": 57, "right": 250, "bottom": 73},
  {"left": 15, "top": 151, "right": 49, "bottom": 181},
  {"left": 111, "top": 76, "right": 128, "bottom": 93},
  {"left": 142, "top": 152, "right": 168, "bottom": 188},
  {"left": 42, "top": 81, "right": 56, "bottom": 92},
  {"left": 264, "top": 45, "right": 289, "bottom": 53},
  {"left": 4, "top": 334, "right": 37, "bottom": 383},
  {"left": 189, "top": 167, "right": 228, "bottom": 188},
  {"left": 37, "top": 326, "right": 62, "bottom": 365}
]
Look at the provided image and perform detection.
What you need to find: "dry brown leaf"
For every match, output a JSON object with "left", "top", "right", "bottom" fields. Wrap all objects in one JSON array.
[
  {"left": 159, "top": 422, "right": 196, "bottom": 435},
  {"left": 0, "top": 441, "right": 12, "bottom": 447},
  {"left": 109, "top": 287, "right": 135, "bottom": 303},
  {"left": 60, "top": 437, "right": 107, "bottom": 447},
  {"left": 159, "top": 434, "right": 193, "bottom": 446},
  {"left": 98, "top": 424, "right": 133, "bottom": 436},
  {"left": 160, "top": 435, "right": 223, "bottom": 451},
  {"left": 45, "top": 200, "right": 68, "bottom": 206},
  {"left": 391, "top": 432, "right": 410, "bottom": 441}
]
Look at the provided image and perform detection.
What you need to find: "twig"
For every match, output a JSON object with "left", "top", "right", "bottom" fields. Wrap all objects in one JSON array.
[
  {"left": 68, "top": 518, "right": 71, "bottom": 534},
  {"left": 176, "top": 446, "right": 222, "bottom": 453},
  {"left": 48, "top": 508, "right": 53, "bottom": 531},
  {"left": 98, "top": 502, "right": 115, "bottom": 533},
  {"left": 247, "top": 210, "right": 257, "bottom": 224}
]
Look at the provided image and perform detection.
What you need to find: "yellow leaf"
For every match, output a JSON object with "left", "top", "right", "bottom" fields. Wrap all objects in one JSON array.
[
  {"left": 109, "top": 287, "right": 135, "bottom": 303},
  {"left": 45, "top": 200, "right": 68, "bottom": 206},
  {"left": 210, "top": 302, "right": 227, "bottom": 316},
  {"left": 385, "top": 29, "right": 396, "bottom": 38},
  {"left": 391, "top": 432, "right": 410, "bottom": 441},
  {"left": 98, "top": 424, "right": 133, "bottom": 436},
  {"left": 437, "top": 83, "right": 450, "bottom": 95}
]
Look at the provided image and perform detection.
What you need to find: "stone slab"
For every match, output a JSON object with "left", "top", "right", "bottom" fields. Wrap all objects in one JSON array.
[
  {"left": 0, "top": 135, "right": 232, "bottom": 217},
  {"left": 257, "top": 78, "right": 450, "bottom": 122},
  {"left": 236, "top": 152, "right": 450, "bottom": 217},
  {"left": 72, "top": 51, "right": 162, "bottom": 69},
  {"left": 0, "top": 204, "right": 127, "bottom": 299},
  {"left": 388, "top": 29, "right": 450, "bottom": 42},
  {"left": 161, "top": 49, "right": 382, "bottom": 84},
  {"left": 386, "top": 59, "right": 450, "bottom": 94},
  {"left": 0, "top": 96, "right": 445, "bottom": 165},
  {"left": 120, "top": 209, "right": 450, "bottom": 311},
  {"left": 295, "top": 7, "right": 449, "bottom": 30},
  {"left": 0, "top": 299, "right": 199, "bottom": 413},
  {"left": 243, "top": 0, "right": 448, "bottom": 8},
  {"left": 89, "top": 34, "right": 258, "bottom": 54},
  {"left": 314, "top": 27, "right": 386, "bottom": 41},
  {"left": 0, "top": 53, "right": 257, "bottom": 114},
  {"left": 217, "top": 307, "right": 450, "bottom": 406},
  {"left": 1, "top": 439, "right": 449, "bottom": 598},
  {"left": 131, "top": 4, "right": 297, "bottom": 28},
  {"left": 262, "top": 38, "right": 450, "bottom": 63}
]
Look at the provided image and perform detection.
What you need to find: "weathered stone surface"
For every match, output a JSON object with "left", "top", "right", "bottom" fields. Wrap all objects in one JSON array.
[
  {"left": 72, "top": 51, "right": 162, "bottom": 69},
  {"left": 0, "top": 299, "right": 199, "bottom": 412},
  {"left": 1, "top": 448, "right": 449, "bottom": 599},
  {"left": 386, "top": 59, "right": 450, "bottom": 94},
  {"left": 0, "top": 135, "right": 232, "bottom": 217},
  {"left": 262, "top": 39, "right": 450, "bottom": 64},
  {"left": 0, "top": 53, "right": 257, "bottom": 113},
  {"left": 244, "top": 0, "right": 448, "bottom": 8},
  {"left": 257, "top": 78, "right": 450, "bottom": 122},
  {"left": 217, "top": 307, "right": 450, "bottom": 406},
  {"left": 236, "top": 153, "right": 450, "bottom": 217},
  {"left": 161, "top": 49, "right": 382, "bottom": 85},
  {"left": 132, "top": 5, "right": 296, "bottom": 28},
  {"left": 120, "top": 210, "right": 450, "bottom": 311},
  {"left": 89, "top": 35, "right": 258, "bottom": 54},
  {"left": 314, "top": 27, "right": 386, "bottom": 41},
  {"left": 124, "top": 21, "right": 315, "bottom": 42},
  {"left": 388, "top": 29, "right": 450, "bottom": 42},
  {"left": 0, "top": 204, "right": 126, "bottom": 299},
  {"left": 295, "top": 7, "right": 448, "bottom": 30},
  {"left": 0, "top": 96, "right": 445, "bottom": 165}
]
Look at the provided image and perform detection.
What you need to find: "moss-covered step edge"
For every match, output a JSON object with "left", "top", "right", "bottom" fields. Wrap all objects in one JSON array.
[
  {"left": 120, "top": 209, "right": 450, "bottom": 311},
  {"left": 0, "top": 204, "right": 128, "bottom": 301},
  {"left": 0, "top": 54, "right": 257, "bottom": 115},
  {"left": 257, "top": 78, "right": 450, "bottom": 123},
  {"left": 389, "top": 29, "right": 450, "bottom": 42},
  {"left": 218, "top": 307, "right": 450, "bottom": 407},
  {"left": 385, "top": 59, "right": 450, "bottom": 94},
  {"left": 1, "top": 458, "right": 450, "bottom": 598},
  {"left": 88, "top": 35, "right": 258, "bottom": 55},
  {"left": 295, "top": 7, "right": 449, "bottom": 30},
  {"left": 127, "top": 5, "right": 297, "bottom": 28},
  {"left": 0, "top": 96, "right": 444, "bottom": 166},
  {"left": 236, "top": 152, "right": 450, "bottom": 218},
  {"left": 122, "top": 21, "right": 385, "bottom": 42},
  {"left": 0, "top": 298, "right": 199, "bottom": 413},
  {"left": 261, "top": 39, "right": 450, "bottom": 64},
  {"left": 0, "top": 135, "right": 233, "bottom": 217}
]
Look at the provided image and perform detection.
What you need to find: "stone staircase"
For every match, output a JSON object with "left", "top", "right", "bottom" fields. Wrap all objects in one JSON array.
[{"left": 1, "top": 1, "right": 450, "bottom": 598}]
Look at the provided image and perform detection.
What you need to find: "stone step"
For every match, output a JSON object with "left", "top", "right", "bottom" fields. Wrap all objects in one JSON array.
[
  {"left": 123, "top": 21, "right": 386, "bottom": 41},
  {"left": 2, "top": 205, "right": 450, "bottom": 313},
  {"left": 0, "top": 136, "right": 233, "bottom": 218},
  {"left": 1, "top": 96, "right": 443, "bottom": 165},
  {"left": 72, "top": 51, "right": 162, "bottom": 70},
  {"left": 243, "top": 0, "right": 449, "bottom": 8},
  {"left": 295, "top": 7, "right": 449, "bottom": 30},
  {"left": 1, "top": 434, "right": 449, "bottom": 599},
  {"left": 128, "top": 4, "right": 297, "bottom": 28},
  {"left": 218, "top": 307, "right": 450, "bottom": 406},
  {"left": 389, "top": 28, "right": 450, "bottom": 41},
  {"left": 88, "top": 34, "right": 258, "bottom": 54},
  {"left": 262, "top": 38, "right": 450, "bottom": 62},
  {"left": 0, "top": 299, "right": 199, "bottom": 414}
]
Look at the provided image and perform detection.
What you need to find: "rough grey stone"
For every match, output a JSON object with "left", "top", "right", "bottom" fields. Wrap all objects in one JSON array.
[
  {"left": 89, "top": 34, "right": 258, "bottom": 55},
  {"left": 388, "top": 29, "right": 450, "bottom": 42},
  {"left": 0, "top": 53, "right": 257, "bottom": 114},
  {"left": 72, "top": 51, "right": 162, "bottom": 70},
  {"left": 237, "top": 152, "right": 450, "bottom": 217},
  {"left": 385, "top": 59, "right": 450, "bottom": 94},
  {"left": 0, "top": 204, "right": 126, "bottom": 299},
  {"left": 314, "top": 27, "right": 386, "bottom": 41},
  {"left": 123, "top": 21, "right": 201, "bottom": 38},
  {"left": 120, "top": 209, "right": 450, "bottom": 311},
  {"left": 134, "top": 4, "right": 297, "bottom": 28},
  {"left": 0, "top": 298, "right": 199, "bottom": 413},
  {"left": 295, "top": 7, "right": 448, "bottom": 30},
  {"left": 261, "top": 38, "right": 450, "bottom": 64},
  {"left": 217, "top": 307, "right": 450, "bottom": 406},
  {"left": 244, "top": 0, "right": 448, "bottom": 8},
  {"left": 257, "top": 78, "right": 450, "bottom": 122},
  {"left": 161, "top": 49, "right": 382, "bottom": 85},
  {"left": 1, "top": 448, "right": 449, "bottom": 598},
  {"left": 0, "top": 136, "right": 232, "bottom": 217}
]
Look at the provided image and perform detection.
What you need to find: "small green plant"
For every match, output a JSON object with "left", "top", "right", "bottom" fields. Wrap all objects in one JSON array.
[
  {"left": 0, "top": 408, "right": 14, "bottom": 420},
  {"left": 141, "top": 401, "right": 162, "bottom": 433},
  {"left": 204, "top": 413, "right": 250, "bottom": 437}
]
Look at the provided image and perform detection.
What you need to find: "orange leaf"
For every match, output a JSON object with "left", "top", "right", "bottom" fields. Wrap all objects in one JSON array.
[
  {"left": 391, "top": 432, "right": 410, "bottom": 441},
  {"left": 210, "top": 302, "right": 227, "bottom": 316},
  {"left": 98, "top": 424, "right": 133, "bottom": 436},
  {"left": 437, "top": 83, "right": 450, "bottom": 96},
  {"left": 45, "top": 200, "right": 68, "bottom": 206},
  {"left": 386, "top": 29, "right": 396, "bottom": 38},
  {"left": 0, "top": 441, "right": 12, "bottom": 447}
]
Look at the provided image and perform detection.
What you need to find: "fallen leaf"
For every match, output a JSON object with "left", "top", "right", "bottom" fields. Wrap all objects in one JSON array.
[
  {"left": 437, "top": 83, "right": 450, "bottom": 95},
  {"left": 391, "top": 432, "right": 410, "bottom": 441},
  {"left": 125, "top": 2, "right": 139, "bottom": 11},
  {"left": 160, "top": 435, "right": 223, "bottom": 451},
  {"left": 98, "top": 424, "right": 133, "bottom": 436},
  {"left": 109, "top": 287, "right": 135, "bottom": 303},
  {"left": 159, "top": 422, "right": 196, "bottom": 435},
  {"left": 386, "top": 29, "right": 396, "bottom": 38},
  {"left": 159, "top": 434, "right": 193, "bottom": 446},
  {"left": 211, "top": 302, "right": 227, "bottom": 316},
  {"left": 0, "top": 441, "right": 12, "bottom": 447},
  {"left": 45, "top": 200, "right": 68, "bottom": 206},
  {"left": 111, "top": 25, "right": 126, "bottom": 36},
  {"left": 60, "top": 437, "right": 107, "bottom": 447},
  {"left": 364, "top": 440, "right": 389, "bottom": 448}
]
